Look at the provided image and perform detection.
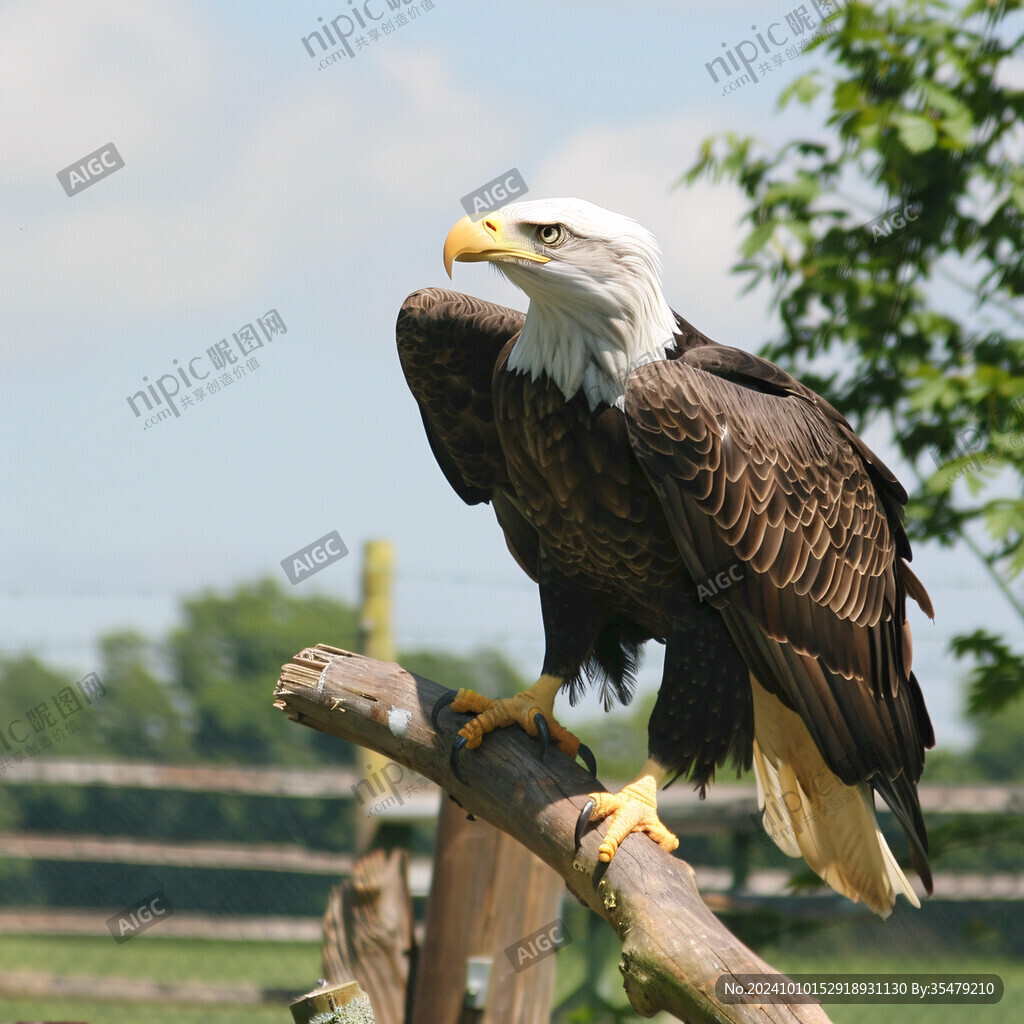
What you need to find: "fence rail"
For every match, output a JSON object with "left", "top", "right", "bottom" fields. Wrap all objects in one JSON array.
[
  {"left": 4, "top": 758, "right": 1021, "bottom": 817},
  {"left": 1, "top": 760, "right": 1020, "bottom": 935}
]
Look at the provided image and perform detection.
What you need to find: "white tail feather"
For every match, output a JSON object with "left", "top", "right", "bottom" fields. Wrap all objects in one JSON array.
[{"left": 749, "top": 675, "right": 920, "bottom": 917}]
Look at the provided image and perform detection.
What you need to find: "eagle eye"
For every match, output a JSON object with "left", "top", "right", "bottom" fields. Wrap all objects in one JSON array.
[{"left": 537, "top": 224, "right": 566, "bottom": 247}]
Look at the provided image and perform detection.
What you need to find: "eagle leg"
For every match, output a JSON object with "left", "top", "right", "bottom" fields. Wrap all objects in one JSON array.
[
  {"left": 431, "top": 675, "right": 597, "bottom": 781},
  {"left": 575, "top": 768, "right": 679, "bottom": 864}
]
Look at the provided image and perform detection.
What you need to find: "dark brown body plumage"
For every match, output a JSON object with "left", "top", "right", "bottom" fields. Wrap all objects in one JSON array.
[{"left": 397, "top": 286, "right": 935, "bottom": 895}]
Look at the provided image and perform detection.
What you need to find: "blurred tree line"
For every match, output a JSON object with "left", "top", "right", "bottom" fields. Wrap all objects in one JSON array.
[
  {"left": 0, "top": 578, "right": 531, "bottom": 769},
  {"left": 0, "top": 578, "right": 538, "bottom": 913},
  {"left": 1, "top": 574, "right": 1012, "bottom": 784},
  {"left": 0, "top": 574, "right": 1017, "bottom": 894}
]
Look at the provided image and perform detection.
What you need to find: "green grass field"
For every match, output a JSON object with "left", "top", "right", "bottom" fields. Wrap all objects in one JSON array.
[
  {"left": 0, "top": 935, "right": 1019, "bottom": 1023},
  {"left": 0, "top": 935, "right": 318, "bottom": 1024},
  {"left": 0, "top": 1000, "right": 289, "bottom": 1024}
]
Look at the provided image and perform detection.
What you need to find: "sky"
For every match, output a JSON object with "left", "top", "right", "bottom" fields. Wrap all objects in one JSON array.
[{"left": 1, "top": 0, "right": 1020, "bottom": 752}]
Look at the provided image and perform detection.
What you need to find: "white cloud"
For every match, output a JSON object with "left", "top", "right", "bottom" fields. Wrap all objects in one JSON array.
[
  {"left": 1, "top": 4, "right": 772, "bottom": 351},
  {"left": 0, "top": 5, "right": 511, "bottom": 328},
  {"left": 0, "top": 0, "right": 216, "bottom": 176}
]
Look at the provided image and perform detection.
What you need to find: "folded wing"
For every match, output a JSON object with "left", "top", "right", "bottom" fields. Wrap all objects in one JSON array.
[{"left": 625, "top": 347, "right": 935, "bottom": 906}]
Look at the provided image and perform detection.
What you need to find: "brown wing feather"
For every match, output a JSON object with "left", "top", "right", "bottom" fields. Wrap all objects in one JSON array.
[
  {"left": 396, "top": 288, "right": 524, "bottom": 503},
  {"left": 626, "top": 352, "right": 926, "bottom": 684},
  {"left": 625, "top": 350, "right": 934, "bottom": 888},
  {"left": 396, "top": 288, "right": 541, "bottom": 579}
]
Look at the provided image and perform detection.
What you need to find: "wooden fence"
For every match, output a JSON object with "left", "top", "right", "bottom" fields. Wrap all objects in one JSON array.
[
  {"left": 1, "top": 758, "right": 1020, "bottom": 1019},
  {"left": 1, "top": 758, "right": 1021, "bottom": 930}
]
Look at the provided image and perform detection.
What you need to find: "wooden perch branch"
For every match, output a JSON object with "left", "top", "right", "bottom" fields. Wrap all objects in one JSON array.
[{"left": 274, "top": 645, "right": 833, "bottom": 1024}]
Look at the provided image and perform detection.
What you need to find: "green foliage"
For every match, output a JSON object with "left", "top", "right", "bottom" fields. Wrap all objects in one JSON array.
[
  {"left": 685, "top": 0, "right": 1024, "bottom": 714},
  {"left": 0, "top": 575, "right": 535, "bottom": 776},
  {"left": 401, "top": 646, "right": 527, "bottom": 700},
  {"left": 94, "top": 631, "right": 194, "bottom": 761},
  {"left": 0, "top": 577, "right": 532, "bottom": 911},
  {"left": 683, "top": 1, "right": 1024, "bottom": 893},
  {"left": 927, "top": 812, "right": 1024, "bottom": 870},
  {"left": 0, "top": 576, "right": 532, "bottom": 774},
  {"left": 962, "top": 691, "right": 1024, "bottom": 781},
  {"left": 578, "top": 691, "right": 657, "bottom": 782},
  {"left": 0, "top": 655, "right": 77, "bottom": 743},
  {"left": 952, "top": 628, "right": 1024, "bottom": 714},
  {"left": 168, "top": 578, "right": 362, "bottom": 764}
]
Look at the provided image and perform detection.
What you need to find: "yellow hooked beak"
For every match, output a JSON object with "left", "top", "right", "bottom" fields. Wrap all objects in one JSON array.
[{"left": 443, "top": 213, "right": 551, "bottom": 279}]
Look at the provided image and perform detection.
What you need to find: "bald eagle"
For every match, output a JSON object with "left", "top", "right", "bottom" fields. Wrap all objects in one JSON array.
[{"left": 397, "top": 198, "right": 934, "bottom": 916}]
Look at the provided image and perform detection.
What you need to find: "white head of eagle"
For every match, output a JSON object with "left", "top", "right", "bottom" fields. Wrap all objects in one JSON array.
[{"left": 444, "top": 198, "right": 679, "bottom": 410}]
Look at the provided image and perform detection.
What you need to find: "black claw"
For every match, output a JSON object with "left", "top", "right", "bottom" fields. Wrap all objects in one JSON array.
[
  {"left": 578, "top": 743, "right": 598, "bottom": 777},
  {"left": 450, "top": 735, "right": 468, "bottom": 784},
  {"left": 431, "top": 689, "right": 458, "bottom": 729},
  {"left": 575, "top": 797, "right": 597, "bottom": 850},
  {"left": 534, "top": 712, "right": 550, "bottom": 759}
]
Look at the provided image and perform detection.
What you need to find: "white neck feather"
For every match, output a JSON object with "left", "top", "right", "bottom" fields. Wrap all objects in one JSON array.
[{"left": 506, "top": 270, "right": 678, "bottom": 410}]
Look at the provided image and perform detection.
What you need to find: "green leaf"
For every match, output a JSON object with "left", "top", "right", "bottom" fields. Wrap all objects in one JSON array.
[
  {"left": 940, "top": 110, "right": 974, "bottom": 147},
  {"left": 893, "top": 113, "right": 938, "bottom": 152},
  {"left": 778, "top": 73, "right": 824, "bottom": 110},
  {"left": 740, "top": 221, "right": 775, "bottom": 259}
]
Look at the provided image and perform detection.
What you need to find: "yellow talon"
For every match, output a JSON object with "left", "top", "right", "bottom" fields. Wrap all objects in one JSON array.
[
  {"left": 449, "top": 675, "right": 581, "bottom": 757},
  {"left": 585, "top": 774, "right": 679, "bottom": 863}
]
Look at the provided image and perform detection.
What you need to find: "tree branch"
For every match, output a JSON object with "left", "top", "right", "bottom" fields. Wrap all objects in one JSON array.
[{"left": 273, "top": 645, "right": 833, "bottom": 1024}]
